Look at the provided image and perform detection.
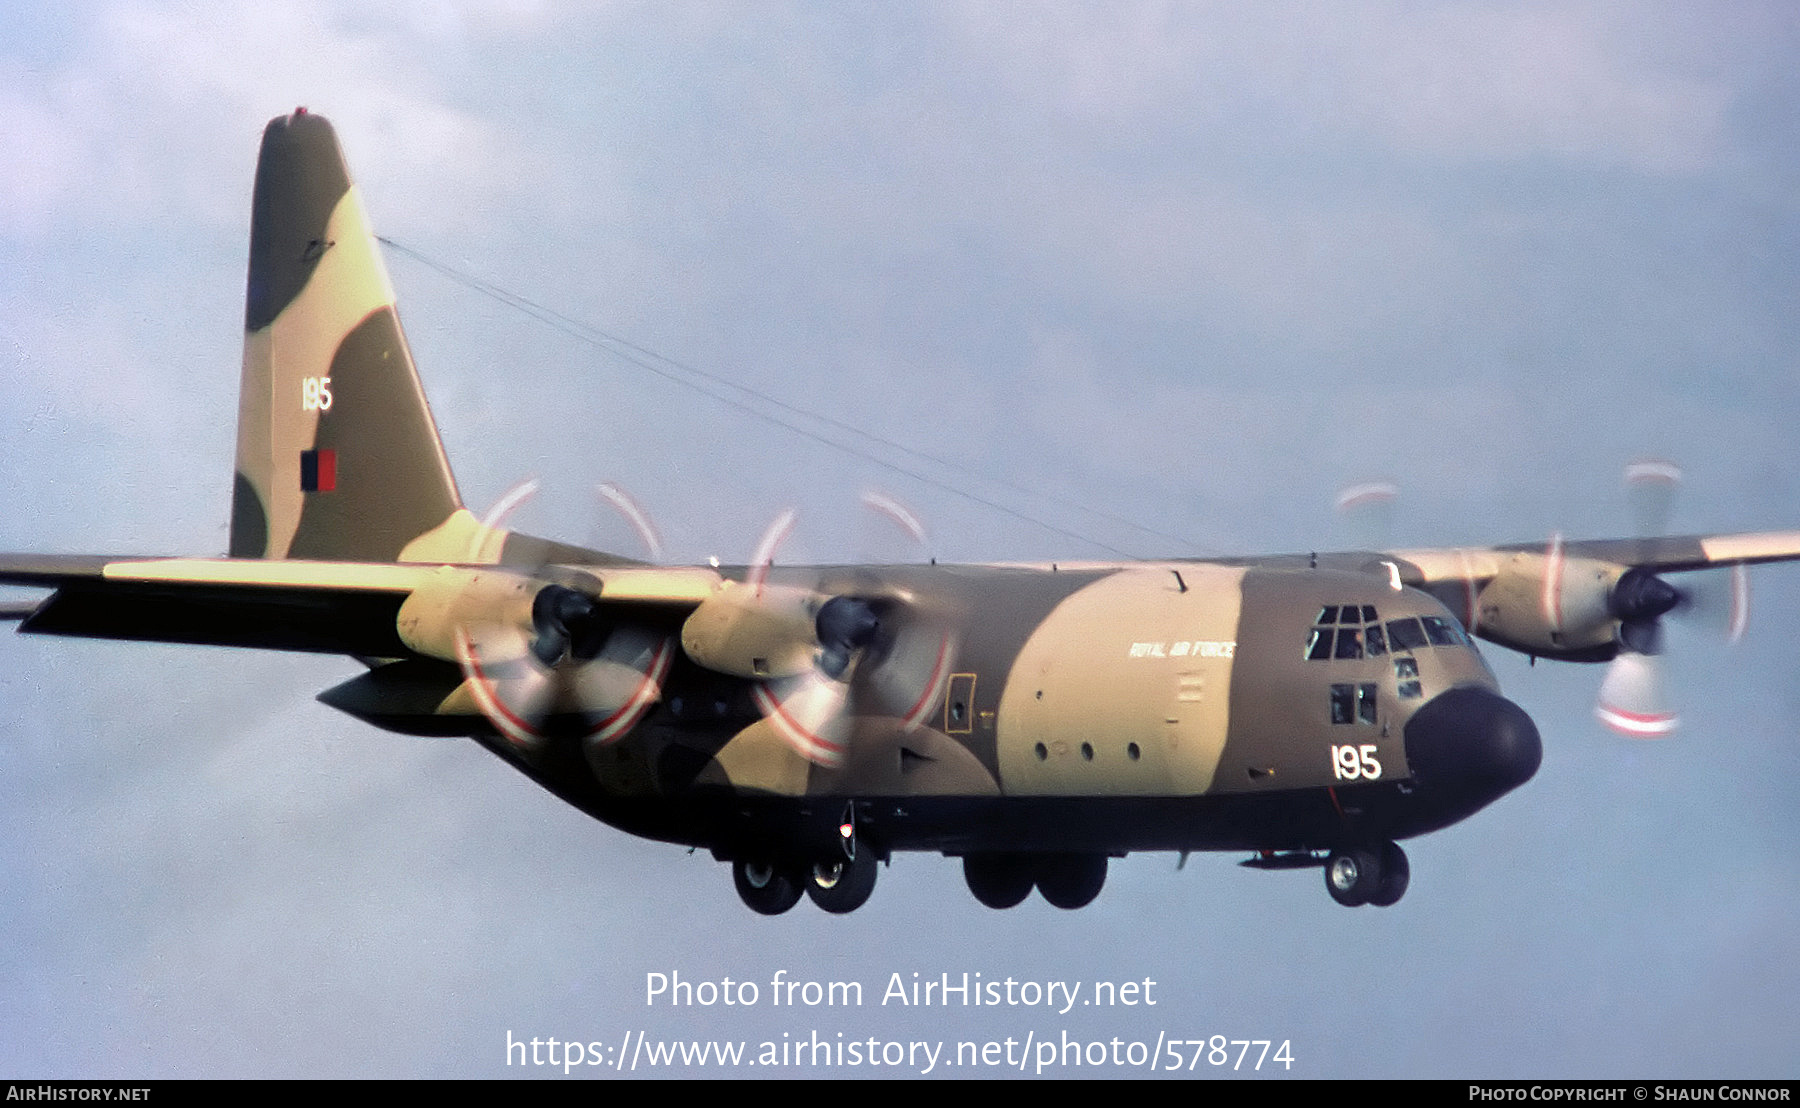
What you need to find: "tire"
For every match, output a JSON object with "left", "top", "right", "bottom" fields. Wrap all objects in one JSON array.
[
  {"left": 1035, "top": 854, "right": 1107, "bottom": 910},
  {"left": 963, "top": 854, "right": 1035, "bottom": 909},
  {"left": 806, "top": 848, "right": 878, "bottom": 914},
  {"left": 1324, "top": 847, "right": 1382, "bottom": 907},
  {"left": 733, "top": 858, "right": 802, "bottom": 916},
  {"left": 1367, "top": 842, "right": 1410, "bottom": 908}
]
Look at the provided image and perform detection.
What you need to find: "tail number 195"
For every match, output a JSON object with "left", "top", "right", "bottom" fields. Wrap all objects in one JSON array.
[{"left": 302, "top": 376, "right": 333, "bottom": 412}]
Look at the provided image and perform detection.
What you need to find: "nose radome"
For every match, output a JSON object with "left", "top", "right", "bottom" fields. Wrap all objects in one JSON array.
[{"left": 1402, "top": 686, "right": 1542, "bottom": 803}]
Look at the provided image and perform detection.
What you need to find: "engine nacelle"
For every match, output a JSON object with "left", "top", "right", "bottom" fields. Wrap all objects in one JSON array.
[
  {"left": 1473, "top": 550, "right": 1623, "bottom": 658},
  {"left": 681, "top": 581, "right": 821, "bottom": 679},
  {"left": 395, "top": 566, "right": 543, "bottom": 662}
]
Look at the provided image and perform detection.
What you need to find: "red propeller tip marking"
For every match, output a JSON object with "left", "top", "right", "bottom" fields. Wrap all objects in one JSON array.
[
  {"left": 1595, "top": 703, "right": 1679, "bottom": 739},
  {"left": 1334, "top": 481, "right": 1399, "bottom": 514},
  {"left": 454, "top": 627, "right": 543, "bottom": 748},
  {"left": 585, "top": 639, "right": 675, "bottom": 745}
]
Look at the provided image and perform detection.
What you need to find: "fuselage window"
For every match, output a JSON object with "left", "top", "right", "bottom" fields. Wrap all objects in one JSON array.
[
  {"left": 1393, "top": 655, "right": 1422, "bottom": 699},
  {"left": 1331, "top": 682, "right": 1381, "bottom": 724}
]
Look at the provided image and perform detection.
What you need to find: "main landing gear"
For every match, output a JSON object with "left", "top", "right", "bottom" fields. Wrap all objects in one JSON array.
[
  {"left": 962, "top": 853, "right": 1109, "bottom": 910},
  {"left": 1323, "top": 841, "right": 1409, "bottom": 907},
  {"left": 731, "top": 849, "right": 880, "bottom": 916}
]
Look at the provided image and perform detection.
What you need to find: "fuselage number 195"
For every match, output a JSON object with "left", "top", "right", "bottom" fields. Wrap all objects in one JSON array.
[{"left": 1332, "top": 744, "right": 1382, "bottom": 781}]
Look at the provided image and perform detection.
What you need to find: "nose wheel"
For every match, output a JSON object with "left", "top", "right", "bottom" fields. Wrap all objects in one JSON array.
[{"left": 1324, "top": 842, "right": 1409, "bottom": 907}]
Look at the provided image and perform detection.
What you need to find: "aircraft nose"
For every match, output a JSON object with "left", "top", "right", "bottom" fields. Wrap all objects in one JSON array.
[{"left": 1402, "top": 686, "right": 1542, "bottom": 806}]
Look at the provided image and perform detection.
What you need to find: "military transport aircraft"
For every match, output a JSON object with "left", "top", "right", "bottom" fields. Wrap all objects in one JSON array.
[{"left": 5, "top": 110, "right": 1799, "bottom": 916}]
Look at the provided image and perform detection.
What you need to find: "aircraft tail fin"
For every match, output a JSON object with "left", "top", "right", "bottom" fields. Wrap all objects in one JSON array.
[{"left": 229, "top": 108, "right": 464, "bottom": 562}]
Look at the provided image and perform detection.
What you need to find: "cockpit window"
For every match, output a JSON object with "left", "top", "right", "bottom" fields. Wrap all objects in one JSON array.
[
  {"left": 1386, "top": 617, "right": 1428, "bottom": 652},
  {"left": 1312, "top": 606, "right": 1471, "bottom": 660},
  {"left": 1306, "top": 628, "right": 1334, "bottom": 660},
  {"left": 1306, "top": 602, "right": 1391, "bottom": 660},
  {"left": 1421, "top": 615, "right": 1467, "bottom": 646},
  {"left": 1364, "top": 623, "right": 1387, "bottom": 657}
]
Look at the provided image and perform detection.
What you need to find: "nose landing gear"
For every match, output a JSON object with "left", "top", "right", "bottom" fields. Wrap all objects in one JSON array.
[{"left": 1324, "top": 841, "right": 1409, "bottom": 907}]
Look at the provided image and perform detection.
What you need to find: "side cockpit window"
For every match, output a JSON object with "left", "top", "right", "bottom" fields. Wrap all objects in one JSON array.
[{"left": 1421, "top": 615, "right": 1469, "bottom": 647}]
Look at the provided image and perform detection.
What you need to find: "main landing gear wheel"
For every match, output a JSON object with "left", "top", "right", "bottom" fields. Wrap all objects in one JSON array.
[
  {"left": 1368, "top": 842, "right": 1410, "bottom": 907},
  {"left": 805, "top": 848, "right": 878, "bottom": 914},
  {"left": 963, "top": 854, "right": 1035, "bottom": 909},
  {"left": 733, "top": 858, "right": 803, "bottom": 916},
  {"left": 1035, "top": 854, "right": 1108, "bottom": 910},
  {"left": 1324, "top": 842, "right": 1408, "bottom": 908}
]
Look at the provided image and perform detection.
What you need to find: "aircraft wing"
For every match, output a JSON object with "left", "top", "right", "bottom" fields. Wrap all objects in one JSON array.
[
  {"left": 0, "top": 555, "right": 719, "bottom": 657},
  {"left": 1388, "top": 530, "right": 1800, "bottom": 588}
]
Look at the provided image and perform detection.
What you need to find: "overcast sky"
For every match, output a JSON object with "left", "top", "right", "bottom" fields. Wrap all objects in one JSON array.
[{"left": 3, "top": 0, "right": 1798, "bottom": 1079}]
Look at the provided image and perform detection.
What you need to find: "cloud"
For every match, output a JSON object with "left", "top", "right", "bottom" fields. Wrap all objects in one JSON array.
[
  {"left": 0, "top": 1, "right": 529, "bottom": 239},
  {"left": 941, "top": 1, "right": 1731, "bottom": 174}
]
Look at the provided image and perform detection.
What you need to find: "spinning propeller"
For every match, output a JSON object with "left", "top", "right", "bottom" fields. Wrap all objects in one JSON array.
[
  {"left": 1579, "top": 461, "right": 1747, "bottom": 737},
  {"left": 699, "top": 496, "right": 955, "bottom": 769},
  {"left": 453, "top": 478, "right": 675, "bottom": 751}
]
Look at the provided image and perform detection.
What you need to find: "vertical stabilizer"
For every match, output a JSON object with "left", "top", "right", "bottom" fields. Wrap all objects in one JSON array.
[{"left": 229, "top": 109, "right": 462, "bottom": 561}]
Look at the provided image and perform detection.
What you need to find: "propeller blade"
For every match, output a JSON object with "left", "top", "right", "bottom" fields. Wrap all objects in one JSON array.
[
  {"left": 753, "top": 670, "right": 851, "bottom": 768},
  {"left": 1595, "top": 651, "right": 1678, "bottom": 738},
  {"left": 1541, "top": 532, "right": 1566, "bottom": 633},
  {"left": 467, "top": 476, "right": 540, "bottom": 561},
  {"left": 572, "top": 629, "right": 677, "bottom": 745},
  {"left": 1624, "top": 458, "right": 1682, "bottom": 544},
  {"left": 595, "top": 482, "right": 665, "bottom": 560},
  {"left": 747, "top": 508, "right": 798, "bottom": 594},
  {"left": 456, "top": 623, "right": 559, "bottom": 749},
  {"left": 1335, "top": 480, "right": 1398, "bottom": 551},
  {"left": 1728, "top": 562, "right": 1750, "bottom": 644}
]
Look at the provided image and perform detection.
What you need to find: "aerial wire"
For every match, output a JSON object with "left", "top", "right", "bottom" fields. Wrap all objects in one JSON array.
[{"left": 378, "top": 236, "right": 1194, "bottom": 559}]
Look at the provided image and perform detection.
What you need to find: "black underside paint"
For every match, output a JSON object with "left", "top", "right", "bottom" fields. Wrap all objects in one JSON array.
[{"left": 466, "top": 729, "right": 1538, "bottom": 863}]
